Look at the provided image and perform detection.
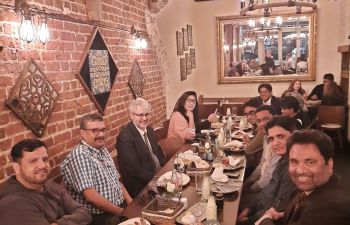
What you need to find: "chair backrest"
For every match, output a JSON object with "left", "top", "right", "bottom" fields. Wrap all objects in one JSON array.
[
  {"left": 317, "top": 105, "right": 345, "bottom": 128},
  {"left": 198, "top": 104, "right": 218, "bottom": 120},
  {"left": 154, "top": 126, "right": 167, "bottom": 142}
]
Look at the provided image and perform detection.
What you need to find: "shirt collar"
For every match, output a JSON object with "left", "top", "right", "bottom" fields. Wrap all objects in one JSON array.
[
  {"left": 133, "top": 122, "right": 147, "bottom": 136},
  {"left": 263, "top": 97, "right": 272, "bottom": 105},
  {"left": 81, "top": 140, "right": 104, "bottom": 157}
]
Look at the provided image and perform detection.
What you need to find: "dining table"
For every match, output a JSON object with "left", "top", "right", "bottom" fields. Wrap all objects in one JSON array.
[{"left": 121, "top": 135, "right": 247, "bottom": 225}]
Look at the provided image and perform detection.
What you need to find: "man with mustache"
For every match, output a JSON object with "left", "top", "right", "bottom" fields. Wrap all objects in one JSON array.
[
  {"left": 61, "top": 113, "right": 132, "bottom": 225},
  {"left": 116, "top": 98, "right": 165, "bottom": 198},
  {"left": 0, "top": 139, "right": 91, "bottom": 225},
  {"left": 256, "top": 130, "right": 350, "bottom": 225}
]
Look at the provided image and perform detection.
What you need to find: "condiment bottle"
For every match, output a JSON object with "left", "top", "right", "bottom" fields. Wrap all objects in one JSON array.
[
  {"left": 201, "top": 175, "right": 211, "bottom": 202},
  {"left": 206, "top": 196, "right": 217, "bottom": 220}
]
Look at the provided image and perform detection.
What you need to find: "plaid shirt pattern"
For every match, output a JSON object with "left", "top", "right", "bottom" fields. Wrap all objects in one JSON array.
[{"left": 60, "top": 141, "right": 124, "bottom": 214}]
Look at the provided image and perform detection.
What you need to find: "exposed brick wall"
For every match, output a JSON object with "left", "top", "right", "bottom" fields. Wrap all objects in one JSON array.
[{"left": 0, "top": 0, "right": 167, "bottom": 184}]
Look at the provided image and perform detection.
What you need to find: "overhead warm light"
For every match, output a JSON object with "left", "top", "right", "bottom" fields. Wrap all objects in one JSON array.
[
  {"left": 240, "top": 0, "right": 317, "bottom": 17},
  {"left": 18, "top": 10, "right": 35, "bottom": 43},
  {"left": 130, "top": 25, "right": 148, "bottom": 50},
  {"left": 37, "top": 17, "right": 50, "bottom": 44}
]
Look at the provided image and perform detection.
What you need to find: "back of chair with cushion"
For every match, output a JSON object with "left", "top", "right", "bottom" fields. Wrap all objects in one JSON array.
[
  {"left": 317, "top": 105, "right": 345, "bottom": 128},
  {"left": 317, "top": 105, "right": 345, "bottom": 151}
]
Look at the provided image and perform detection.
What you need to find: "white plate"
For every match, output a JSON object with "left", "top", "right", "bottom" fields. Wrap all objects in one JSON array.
[
  {"left": 176, "top": 202, "right": 206, "bottom": 224},
  {"left": 118, "top": 217, "right": 150, "bottom": 225},
  {"left": 211, "top": 174, "right": 229, "bottom": 183},
  {"left": 158, "top": 171, "right": 190, "bottom": 186}
]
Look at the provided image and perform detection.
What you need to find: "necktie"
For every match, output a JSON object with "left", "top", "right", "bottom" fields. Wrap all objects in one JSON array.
[
  {"left": 143, "top": 132, "right": 161, "bottom": 170},
  {"left": 288, "top": 191, "right": 306, "bottom": 223}
]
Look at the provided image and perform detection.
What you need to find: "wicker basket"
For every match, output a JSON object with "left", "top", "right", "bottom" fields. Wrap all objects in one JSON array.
[{"left": 142, "top": 197, "right": 185, "bottom": 224}]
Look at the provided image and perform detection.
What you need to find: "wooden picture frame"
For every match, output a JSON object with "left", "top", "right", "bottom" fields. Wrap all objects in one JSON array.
[
  {"left": 176, "top": 31, "right": 184, "bottom": 56},
  {"left": 187, "top": 25, "right": 193, "bottom": 46},
  {"left": 180, "top": 58, "right": 187, "bottom": 81},
  {"left": 182, "top": 27, "right": 188, "bottom": 51},
  {"left": 5, "top": 59, "right": 59, "bottom": 137},
  {"left": 128, "top": 59, "right": 145, "bottom": 98},
  {"left": 77, "top": 27, "right": 118, "bottom": 115},
  {"left": 185, "top": 53, "right": 192, "bottom": 75},
  {"left": 190, "top": 48, "right": 196, "bottom": 69}
]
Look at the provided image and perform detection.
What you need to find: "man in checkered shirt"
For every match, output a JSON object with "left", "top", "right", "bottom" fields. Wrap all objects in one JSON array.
[{"left": 60, "top": 113, "right": 132, "bottom": 225}]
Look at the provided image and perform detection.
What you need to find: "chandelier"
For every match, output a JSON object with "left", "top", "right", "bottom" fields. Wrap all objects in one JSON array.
[{"left": 240, "top": 0, "right": 317, "bottom": 17}]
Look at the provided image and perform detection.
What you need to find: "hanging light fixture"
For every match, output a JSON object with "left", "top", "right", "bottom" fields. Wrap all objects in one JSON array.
[
  {"left": 37, "top": 16, "right": 50, "bottom": 44},
  {"left": 240, "top": 0, "right": 317, "bottom": 17},
  {"left": 130, "top": 25, "right": 148, "bottom": 50},
  {"left": 18, "top": 9, "right": 35, "bottom": 43}
]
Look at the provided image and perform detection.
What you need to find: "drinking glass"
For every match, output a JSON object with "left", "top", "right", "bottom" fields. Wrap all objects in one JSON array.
[{"left": 195, "top": 171, "right": 204, "bottom": 194}]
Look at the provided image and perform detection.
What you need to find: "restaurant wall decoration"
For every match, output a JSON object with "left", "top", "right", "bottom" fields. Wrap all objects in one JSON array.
[
  {"left": 177, "top": 24, "right": 195, "bottom": 81},
  {"left": 180, "top": 58, "right": 187, "bottom": 81},
  {"left": 128, "top": 59, "right": 146, "bottom": 98},
  {"left": 190, "top": 48, "right": 196, "bottom": 69},
  {"left": 5, "top": 59, "right": 59, "bottom": 137},
  {"left": 176, "top": 31, "right": 184, "bottom": 56},
  {"left": 77, "top": 27, "right": 118, "bottom": 115}
]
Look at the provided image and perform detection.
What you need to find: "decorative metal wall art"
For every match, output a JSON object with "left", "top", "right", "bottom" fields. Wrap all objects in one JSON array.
[
  {"left": 185, "top": 53, "right": 192, "bottom": 75},
  {"left": 128, "top": 59, "right": 145, "bottom": 98},
  {"left": 182, "top": 27, "right": 188, "bottom": 51},
  {"left": 187, "top": 25, "right": 193, "bottom": 46},
  {"left": 190, "top": 48, "right": 196, "bottom": 69},
  {"left": 77, "top": 27, "right": 118, "bottom": 115},
  {"left": 180, "top": 58, "right": 187, "bottom": 81},
  {"left": 176, "top": 31, "right": 184, "bottom": 56},
  {"left": 5, "top": 59, "right": 59, "bottom": 137}
]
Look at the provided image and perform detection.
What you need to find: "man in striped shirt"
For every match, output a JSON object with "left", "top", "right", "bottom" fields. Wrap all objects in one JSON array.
[{"left": 61, "top": 113, "right": 132, "bottom": 225}]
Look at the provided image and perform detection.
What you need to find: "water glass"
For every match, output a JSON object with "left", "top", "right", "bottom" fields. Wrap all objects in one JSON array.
[{"left": 195, "top": 171, "right": 204, "bottom": 193}]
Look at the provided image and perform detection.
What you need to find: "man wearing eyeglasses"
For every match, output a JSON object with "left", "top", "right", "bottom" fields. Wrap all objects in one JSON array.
[
  {"left": 116, "top": 98, "right": 165, "bottom": 198},
  {"left": 60, "top": 113, "right": 132, "bottom": 225}
]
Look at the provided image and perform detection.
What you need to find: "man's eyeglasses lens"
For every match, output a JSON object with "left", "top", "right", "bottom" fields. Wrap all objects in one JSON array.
[
  {"left": 133, "top": 113, "right": 151, "bottom": 118},
  {"left": 245, "top": 111, "right": 255, "bottom": 116},
  {"left": 83, "top": 128, "right": 108, "bottom": 134}
]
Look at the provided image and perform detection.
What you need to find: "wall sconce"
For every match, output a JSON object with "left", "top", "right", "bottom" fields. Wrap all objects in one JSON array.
[
  {"left": 130, "top": 25, "right": 148, "bottom": 50},
  {"left": 37, "top": 16, "right": 50, "bottom": 44},
  {"left": 15, "top": 0, "right": 50, "bottom": 44}
]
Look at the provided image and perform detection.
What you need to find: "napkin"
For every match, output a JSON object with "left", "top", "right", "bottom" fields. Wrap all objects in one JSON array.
[
  {"left": 182, "top": 212, "right": 196, "bottom": 224},
  {"left": 228, "top": 156, "right": 243, "bottom": 167},
  {"left": 211, "top": 167, "right": 228, "bottom": 182},
  {"left": 194, "top": 160, "right": 210, "bottom": 169},
  {"left": 224, "top": 140, "right": 243, "bottom": 148}
]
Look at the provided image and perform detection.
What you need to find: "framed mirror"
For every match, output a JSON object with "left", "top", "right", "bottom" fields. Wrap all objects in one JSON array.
[{"left": 216, "top": 11, "right": 316, "bottom": 84}]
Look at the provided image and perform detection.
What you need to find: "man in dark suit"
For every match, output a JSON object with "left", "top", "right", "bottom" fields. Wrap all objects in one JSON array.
[
  {"left": 256, "top": 130, "right": 350, "bottom": 225},
  {"left": 116, "top": 98, "right": 165, "bottom": 198},
  {"left": 254, "top": 83, "right": 281, "bottom": 115}
]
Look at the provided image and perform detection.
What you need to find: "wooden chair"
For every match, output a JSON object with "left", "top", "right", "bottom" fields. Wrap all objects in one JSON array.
[
  {"left": 154, "top": 126, "right": 167, "bottom": 142},
  {"left": 317, "top": 105, "right": 345, "bottom": 151},
  {"left": 198, "top": 104, "right": 218, "bottom": 120}
]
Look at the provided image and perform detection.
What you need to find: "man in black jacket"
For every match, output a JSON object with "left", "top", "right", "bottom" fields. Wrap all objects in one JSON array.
[
  {"left": 116, "top": 98, "right": 165, "bottom": 198},
  {"left": 254, "top": 83, "right": 281, "bottom": 115},
  {"left": 256, "top": 130, "right": 350, "bottom": 225}
]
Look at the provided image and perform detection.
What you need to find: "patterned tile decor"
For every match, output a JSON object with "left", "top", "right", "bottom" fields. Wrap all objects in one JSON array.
[
  {"left": 128, "top": 59, "right": 145, "bottom": 98},
  {"left": 77, "top": 27, "right": 118, "bottom": 114},
  {"left": 5, "top": 59, "right": 59, "bottom": 137}
]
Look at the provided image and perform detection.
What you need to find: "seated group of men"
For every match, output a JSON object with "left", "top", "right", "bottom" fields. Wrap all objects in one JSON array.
[
  {"left": 0, "top": 98, "right": 166, "bottom": 225},
  {"left": 237, "top": 91, "right": 350, "bottom": 225},
  {"left": 0, "top": 88, "right": 349, "bottom": 225}
]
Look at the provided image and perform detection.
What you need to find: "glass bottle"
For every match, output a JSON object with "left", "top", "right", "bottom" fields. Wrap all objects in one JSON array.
[
  {"left": 170, "top": 169, "right": 182, "bottom": 198},
  {"left": 206, "top": 195, "right": 217, "bottom": 220},
  {"left": 201, "top": 175, "right": 211, "bottom": 202}
]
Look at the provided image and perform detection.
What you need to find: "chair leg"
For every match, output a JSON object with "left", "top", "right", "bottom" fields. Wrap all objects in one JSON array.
[{"left": 337, "top": 130, "right": 343, "bottom": 151}]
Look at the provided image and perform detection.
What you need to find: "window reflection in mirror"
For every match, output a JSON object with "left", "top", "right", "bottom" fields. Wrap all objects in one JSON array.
[{"left": 217, "top": 12, "right": 316, "bottom": 84}]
